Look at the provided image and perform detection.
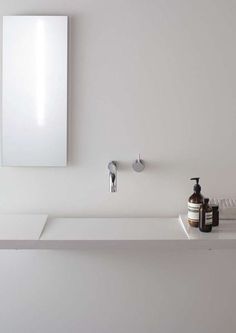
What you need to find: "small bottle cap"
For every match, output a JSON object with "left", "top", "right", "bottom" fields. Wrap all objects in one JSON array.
[{"left": 204, "top": 198, "right": 209, "bottom": 204}]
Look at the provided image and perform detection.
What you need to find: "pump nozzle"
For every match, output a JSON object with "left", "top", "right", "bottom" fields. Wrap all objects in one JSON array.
[
  {"left": 190, "top": 177, "right": 200, "bottom": 184},
  {"left": 190, "top": 177, "right": 201, "bottom": 193}
]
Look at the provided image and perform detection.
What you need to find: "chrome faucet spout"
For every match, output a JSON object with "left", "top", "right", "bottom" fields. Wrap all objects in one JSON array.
[{"left": 108, "top": 161, "right": 117, "bottom": 192}]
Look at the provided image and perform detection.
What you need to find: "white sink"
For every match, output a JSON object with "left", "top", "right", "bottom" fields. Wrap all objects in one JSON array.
[
  {"left": 0, "top": 214, "right": 48, "bottom": 240},
  {"left": 2, "top": 215, "right": 236, "bottom": 250},
  {"left": 40, "top": 217, "right": 187, "bottom": 241}
]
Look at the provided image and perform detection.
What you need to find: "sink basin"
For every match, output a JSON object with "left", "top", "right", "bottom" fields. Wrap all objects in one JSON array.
[
  {"left": 40, "top": 217, "right": 187, "bottom": 241},
  {"left": 0, "top": 215, "right": 236, "bottom": 250}
]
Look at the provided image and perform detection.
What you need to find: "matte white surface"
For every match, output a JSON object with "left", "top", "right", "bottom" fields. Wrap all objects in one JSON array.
[
  {"left": 0, "top": 1, "right": 235, "bottom": 215},
  {"left": 41, "top": 217, "right": 187, "bottom": 240},
  {"left": 0, "top": 2, "right": 235, "bottom": 332},
  {"left": 0, "top": 214, "right": 47, "bottom": 240},
  {"left": 1, "top": 249, "right": 236, "bottom": 333},
  {"left": 179, "top": 214, "right": 236, "bottom": 240},
  {"left": 0, "top": 216, "right": 236, "bottom": 249},
  {"left": 2, "top": 16, "right": 68, "bottom": 166}
]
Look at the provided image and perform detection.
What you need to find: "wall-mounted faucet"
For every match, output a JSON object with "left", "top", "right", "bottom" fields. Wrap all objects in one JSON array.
[{"left": 108, "top": 161, "right": 117, "bottom": 192}]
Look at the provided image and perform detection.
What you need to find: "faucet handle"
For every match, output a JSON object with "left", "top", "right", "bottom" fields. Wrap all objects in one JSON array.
[{"left": 132, "top": 154, "right": 145, "bottom": 172}]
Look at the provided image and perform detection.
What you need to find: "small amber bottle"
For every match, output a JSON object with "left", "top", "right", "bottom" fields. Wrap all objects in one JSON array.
[
  {"left": 211, "top": 204, "right": 219, "bottom": 226},
  {"left": 199, "top": 198, "right": 213, "bottom": 232}
]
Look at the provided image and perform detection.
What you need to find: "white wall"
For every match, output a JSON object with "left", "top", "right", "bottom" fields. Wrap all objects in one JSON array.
[
  {"left": 1, "top": 3, "right": 236, "bottom": 333},
  {"left": 0, "top": 0, "right": 236, "bottom": 217},
  {"left": 0, "top": 248, "right": 236, "bottom": 333}
]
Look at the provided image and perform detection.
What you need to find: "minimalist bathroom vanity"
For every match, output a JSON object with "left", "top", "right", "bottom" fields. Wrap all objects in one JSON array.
[
  {"left": 1, "top": 4, "right": 236, "bottom": 332},
  {"left": 0, "top": 215, "right": 236, "bottom": 333},
  {"left": 1, "top": 215, "right": 236, "bottom": 250}
]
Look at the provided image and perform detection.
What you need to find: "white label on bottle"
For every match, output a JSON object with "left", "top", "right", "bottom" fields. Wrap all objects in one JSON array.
[
  {"left": 188, "top": 202, "right": 201, "bottom": 221},
  {"left": 205, "top": 212, "right": 213, "bottom": 225}
]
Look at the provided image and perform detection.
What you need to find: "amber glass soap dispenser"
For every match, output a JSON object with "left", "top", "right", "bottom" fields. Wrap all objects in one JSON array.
[
  {"left": 188, "top": 177, "right": 204, "bottom": 227},
  {"left": 199, "top": 198, "right": 212, "bottom": 232}
]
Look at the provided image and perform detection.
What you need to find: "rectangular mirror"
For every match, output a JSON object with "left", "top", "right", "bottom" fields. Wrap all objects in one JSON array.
[{"left": 2, "top": 16, "right": 68, "bottom": 166}]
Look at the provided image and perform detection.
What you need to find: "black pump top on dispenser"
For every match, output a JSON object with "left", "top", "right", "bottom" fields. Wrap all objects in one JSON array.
[{"left": 190, "top": 177, "right": 201, "bottom": 193}]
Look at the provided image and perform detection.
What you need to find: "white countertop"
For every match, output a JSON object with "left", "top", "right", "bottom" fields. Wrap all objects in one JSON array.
[
  {"left": 0, "top": 215, "right": 235, "bottom": 249},
  {"left": 179, "top": 214, "right": 236, "bottom": 240}
]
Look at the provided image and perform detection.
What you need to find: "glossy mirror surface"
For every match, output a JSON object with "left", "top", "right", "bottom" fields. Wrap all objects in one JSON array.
[{"left": 2, "top": 16, "right": 68, "bottom": 166}]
